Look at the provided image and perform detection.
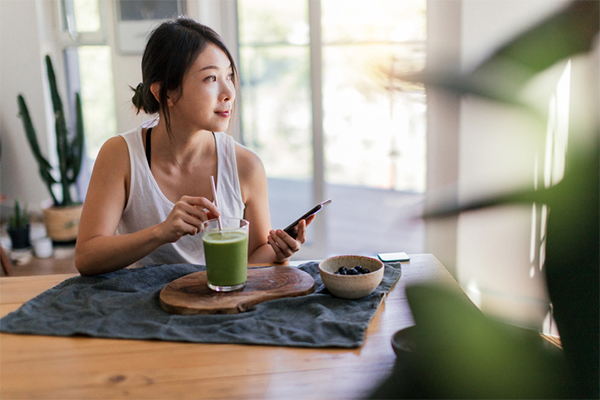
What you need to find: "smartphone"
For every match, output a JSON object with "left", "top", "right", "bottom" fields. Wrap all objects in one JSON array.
[
  {"left": 283, "top": 199, "right": 332, "bottom": 239},
  {"left": 377, "top": 252, "right": 410, "bottom": 262}
]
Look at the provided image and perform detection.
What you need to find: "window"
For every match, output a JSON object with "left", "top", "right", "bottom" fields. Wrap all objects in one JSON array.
[
  {"left": 238, "top": 0, "right": 426, "bottom": 258},
  {"left": 64, "top": 46, "right": 117, "bottom": 160},
  {"left": 61, "top": 0, "right": 117, "bottom": 159},
  {"left": 321, "top": 0, "right": 426, "bottom": 191},
  {"left": 59, "top": 0, "right": 117, "bottom": 198},
  {"left": 238, "top": 1, "right": 312, "bottom": 180}
]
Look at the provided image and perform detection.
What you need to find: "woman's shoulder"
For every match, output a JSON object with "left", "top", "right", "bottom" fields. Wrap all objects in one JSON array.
[
  {"left": 234, "top": 141, "right": 264, "bottom": 175},
  {"left": 94, "top": 134, "right": 131, "bottom": 174},
  {"left": 99, "top": 134, "right": 129, "bottom": 156},
  {"left": 98, "top": 124, "right": 147, "bottom": 161}
]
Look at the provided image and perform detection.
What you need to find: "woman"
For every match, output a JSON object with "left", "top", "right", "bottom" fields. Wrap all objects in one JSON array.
[{"left": 75, "top": 18, "right": 311, "bottom": 276}]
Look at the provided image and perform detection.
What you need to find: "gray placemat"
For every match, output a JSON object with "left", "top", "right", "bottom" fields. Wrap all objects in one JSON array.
[{"left": 0, "top": 262, "right": 402, "bottom": 348}]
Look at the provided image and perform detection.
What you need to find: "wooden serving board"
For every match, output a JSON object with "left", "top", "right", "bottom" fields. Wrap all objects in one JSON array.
[{"left": 159, "top": 266, "right": 315, "bottom": 315}]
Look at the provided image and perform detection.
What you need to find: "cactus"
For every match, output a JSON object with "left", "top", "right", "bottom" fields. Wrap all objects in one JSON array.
[
  {"left": 8, "top": 199, "right": 29, "bottom": 229},
  {"left": 17, "top": 55, "right": 84, "bottom": 207}
]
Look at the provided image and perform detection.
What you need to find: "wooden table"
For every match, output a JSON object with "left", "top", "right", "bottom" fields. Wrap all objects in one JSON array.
[{"left": 0, "top": 254, "right": 461, "bottom": 399}]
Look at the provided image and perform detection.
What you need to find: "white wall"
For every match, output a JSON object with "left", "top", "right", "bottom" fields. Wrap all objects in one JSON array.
[
  {"left": 453, "top": 0, "right": 573, "bottom": 330},
  {"left": 425, "top": 0, "right": 585, "bottom": 330},
  {"left": 0, "top": 0, "right": 64, "bottom": 216},
  {"left": 105, "top": 0, "right": 148, "bottom": 137},
  {"left": 424, "top": 0, "right": 461, "bottom": 277}
]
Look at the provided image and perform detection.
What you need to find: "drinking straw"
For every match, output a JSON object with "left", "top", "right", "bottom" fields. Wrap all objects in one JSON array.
[{"left": 210, "top": 176, "right": 223, "bottom": 231}]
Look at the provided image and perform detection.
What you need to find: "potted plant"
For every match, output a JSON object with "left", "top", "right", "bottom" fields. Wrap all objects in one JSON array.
[
  {"left": 17, "top": 55, "right": 84, "bottom": 243},
  {"left": 7, "top": 199, "right": 31, "bottom": 250}
]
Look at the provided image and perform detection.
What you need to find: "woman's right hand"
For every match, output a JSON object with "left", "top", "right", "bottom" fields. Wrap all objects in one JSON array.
[{"left": 158, "top": 196, "right": 220, "bottom": 243}]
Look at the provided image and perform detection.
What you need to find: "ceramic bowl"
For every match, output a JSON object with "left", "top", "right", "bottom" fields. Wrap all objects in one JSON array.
[
  {"left": 391, "top": 326, "right": 418, "bottom": 356},
  {"left": 319, "top": 255, "right": 384, "bottom": 299}
]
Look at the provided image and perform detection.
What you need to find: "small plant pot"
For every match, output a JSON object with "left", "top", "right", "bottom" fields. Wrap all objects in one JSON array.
[
  {"left": 42, "top": 203, "right": 83, "bottom": 242},
  {"left": 7, "top": 225, "right": 31, "bottom": 250}
]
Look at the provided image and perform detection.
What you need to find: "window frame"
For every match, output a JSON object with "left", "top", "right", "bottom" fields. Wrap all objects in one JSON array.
[{"left": 56, "top": 0, "right": 109, "bottom": 47}]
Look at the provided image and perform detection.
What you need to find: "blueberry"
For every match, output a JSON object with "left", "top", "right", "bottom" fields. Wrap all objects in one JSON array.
[
  {"left": 347, "top": 268, "right": 359, "bottom": 275},
  {"left": 338, "top": 267, "right": 348, "bottom": 274},
  {"left": 338, "top": 268, "right": 347, "bottom": 275},
  {"left": 355, "top": 265, "right": 364, "bottom": 273},
  {"left": 363, "top": 269, "right": 370, "bottom": 274}
]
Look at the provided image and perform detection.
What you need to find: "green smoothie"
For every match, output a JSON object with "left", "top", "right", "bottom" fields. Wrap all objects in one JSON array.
[{"left": 203, "top": 230, "right": 248, "bottom": 291}]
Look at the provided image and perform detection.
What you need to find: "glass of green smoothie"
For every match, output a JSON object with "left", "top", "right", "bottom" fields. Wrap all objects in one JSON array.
[{"left": 201, "top": 217, "right": 249, "bottom": 292}]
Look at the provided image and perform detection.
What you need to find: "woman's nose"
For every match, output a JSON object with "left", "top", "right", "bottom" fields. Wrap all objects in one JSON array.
[{"left": 220, "top": 81, "right": 235, "bottom": 102}]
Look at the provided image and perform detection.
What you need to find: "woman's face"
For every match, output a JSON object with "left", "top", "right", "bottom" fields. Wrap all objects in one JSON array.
[{"left": 168, "top": 43, "right": 236, "bottom": 134}]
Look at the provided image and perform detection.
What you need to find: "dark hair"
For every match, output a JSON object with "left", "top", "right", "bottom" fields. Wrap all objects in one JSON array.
[{"left": 131, "top": 17, "right": 238, "bottom": 135}]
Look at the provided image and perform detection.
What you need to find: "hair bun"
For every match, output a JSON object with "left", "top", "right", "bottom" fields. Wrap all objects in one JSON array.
[{"left": 131, "top": 83, "right": 145, "bottom": 110}]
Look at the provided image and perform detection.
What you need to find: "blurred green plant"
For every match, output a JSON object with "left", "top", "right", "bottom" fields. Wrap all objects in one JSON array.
[
  {"left": 17, "top": 55, "right": 84, "bottom": 207},
  {"left": 370, "top": 1, "right": 599, "bottom": 398},
  {"left": 8, "top": 199, "right": 29, "bottom": 230}
]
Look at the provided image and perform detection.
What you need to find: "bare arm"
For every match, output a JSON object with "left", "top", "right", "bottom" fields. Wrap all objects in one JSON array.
[{"left": 75, "top": 137, "right": 218, "bottom": 276}]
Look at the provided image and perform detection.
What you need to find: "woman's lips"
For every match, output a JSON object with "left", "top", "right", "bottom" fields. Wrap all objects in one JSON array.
[{"left": 215, "top": 110, "right": 230, "bottom": 118}]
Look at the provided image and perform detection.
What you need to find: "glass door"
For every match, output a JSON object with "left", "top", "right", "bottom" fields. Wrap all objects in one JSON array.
[{"left": 238, "top": 0, "right": 426, "bottom": 258}]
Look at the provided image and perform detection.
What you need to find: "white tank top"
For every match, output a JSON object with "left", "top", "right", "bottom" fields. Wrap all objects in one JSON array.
[{"left": 117, "top": 126, "right": 245, "bottom": 267}]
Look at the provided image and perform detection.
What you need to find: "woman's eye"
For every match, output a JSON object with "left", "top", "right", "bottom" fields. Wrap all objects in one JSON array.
[
  {"left": 228, "top": 73, "right": 234, "bottom": 80},
  {"left": 205, "top": 76, "right": 217, "bottom": 82}
]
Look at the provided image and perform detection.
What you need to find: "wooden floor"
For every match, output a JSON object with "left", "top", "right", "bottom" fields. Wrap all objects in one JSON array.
[{"left": 2, "top": 246, "right": 78, "bottom": 277}]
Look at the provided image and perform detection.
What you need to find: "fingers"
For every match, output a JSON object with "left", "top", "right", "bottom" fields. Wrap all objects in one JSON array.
[
  {"left": 268, "top": 218, "right": 312, "bottom": 261},
  {"left": 161, "top": 196, "right": 221, "bottom": 243},
  {"left": 179, "top": 196, "right": 223, "bottom": 224},
  {"left": 268, "top": 227, "right": 302, "bottom": 261},
  {"left": 294, "top": 219, "right": 308, "bottom": 244},
  {"left": 268, "top": 234, "right": 287, "bottom": 260},
  {"left": 304, "top": 214, "right": 316, "bottom": 227},
  {"left": 171, "top": 201, "right": 208, "bottom": 228},
  {"left": 162, "top": 205, "right": 201, "bottom": 241},
  {"left": 172, "top": 215, "right": 200, "bottom": 236},
  {"left": 180, "top": 195, "right": 220, "bottom": 218}
]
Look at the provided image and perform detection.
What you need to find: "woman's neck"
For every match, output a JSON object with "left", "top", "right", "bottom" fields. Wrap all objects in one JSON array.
[{"left": 150, "top": 121, "right": 215, "bottom": 168}]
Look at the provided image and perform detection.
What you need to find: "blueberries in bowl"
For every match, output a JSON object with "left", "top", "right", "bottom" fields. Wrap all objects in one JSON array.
[
  {"left": 355, "top": 266, "right": 370, "bottom": 274},
  {"left": 334, "top": 265, "right": 371, "bottom": 275},
  {"left": 319, "top": 255, "right": 384, "bottom": 299}
]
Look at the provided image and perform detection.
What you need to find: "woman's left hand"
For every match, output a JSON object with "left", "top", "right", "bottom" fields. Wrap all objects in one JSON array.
[{"left": 268, "top": 215, "right": 315, "bottom": 262}]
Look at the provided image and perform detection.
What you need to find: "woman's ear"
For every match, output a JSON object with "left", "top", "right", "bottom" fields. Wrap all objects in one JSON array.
[
  {"left": 150, "top": 82, "right": 162, "bottom": 104},
  {"left": 150, "top": 82, "right": 175, "bottom": 107}
]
